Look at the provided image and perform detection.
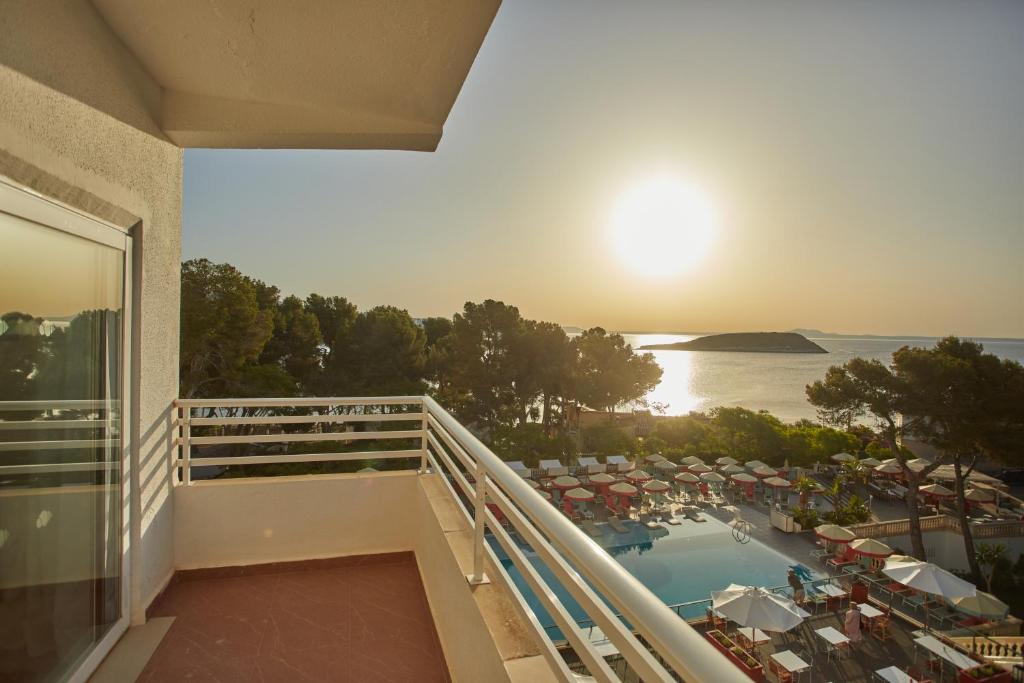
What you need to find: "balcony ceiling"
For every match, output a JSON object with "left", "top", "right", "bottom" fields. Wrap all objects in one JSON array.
[{"left": 90, "top": 0, "right": 500, "bottom": 150}]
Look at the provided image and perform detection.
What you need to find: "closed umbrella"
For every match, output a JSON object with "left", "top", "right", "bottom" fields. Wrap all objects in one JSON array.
[
  {"left": 720, "top": 464, "right": 744, "bottom": 475},
  {"left": 711, "top": 584, "right": 805, "bottom": 633},
  {"left": 700, "top": 472, "right": 726, "bottom": 483},
  {"left": 715, "top": 456, "right": 739, "bottom": 466},
  {"left": 831, "top": 452, "right": 857, "bottom": 463},
  {"left": 951, "top": 591, "right": 1009, "bottom": 619},
  {"left": 815, "top": 524, "right": 856, "bottom": 543},
  {"left": 688, "top": 463, "right": 713, "bottom": 474}
]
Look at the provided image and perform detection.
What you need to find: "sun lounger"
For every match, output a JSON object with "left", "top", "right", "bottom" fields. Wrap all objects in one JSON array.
[
  {"left": 581, "top": 519, "right": 603, "bottom": 538},
  {"left": 683, "top": 507, "right": 706, "bottom": 522}
]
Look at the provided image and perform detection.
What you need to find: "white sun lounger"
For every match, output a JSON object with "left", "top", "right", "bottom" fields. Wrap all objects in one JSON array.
[
  {"left": 607, "top": 515, "right": 629, "bottom": 534},
  {"left": 581, "top": 519, "right": 603, "bottom": 537}
]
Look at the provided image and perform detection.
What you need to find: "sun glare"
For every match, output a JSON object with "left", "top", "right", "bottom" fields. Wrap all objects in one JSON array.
[{"left": 609, "top": 176, "right": 715, "bottom": 278}]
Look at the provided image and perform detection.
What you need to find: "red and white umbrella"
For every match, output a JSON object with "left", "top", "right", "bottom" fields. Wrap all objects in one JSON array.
[
  {"left": 609, "top": 482, "right": 639, "bottom": 496},
  {"left": 849, "top": 538, "right": 893, "bottom": 558},
  {"left": 700, "top": 472, "right": 727, "bottom": 483},
  {"left": 626, "top": 469, "right": 653, "bottom": 483},
  {"left": 564, "top": 487, "right": 595, "bottom": 502},
  {"left": 720, "top": 464, "right": 745, "bottom": 475},
  {"left": 550, "top": 475, "right": 582, "bottom": 490},
  {"left": 643, "top": 480, "right": 671, "bottom": 494},
  {"left": 762, "top": 476, "right": 791, "bottom": 488},
  {"left": 919, "top": 483, "right": 955, "bottom": 499},
  {"left": 731, "top": 472, "right": 758, "bottom": 485},
  {"left": 964, "top": 488, "right": 996, "bottom": 503},
  {"left": 688, "top": 463, "right": 713, "bottom": 474},
  {"left": 752, "top": 466, "right": 777, "bottom": 478},
  {"left": 815, "top": 524, "right": 856, "bottom": 544},
  {"left": 675, "top": 472, "right": 701, "bottom": 487}
]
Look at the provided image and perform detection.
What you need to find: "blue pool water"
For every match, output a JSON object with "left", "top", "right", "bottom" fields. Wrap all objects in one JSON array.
[{"left": 492, "top": 515, "right": 818, "bottom": 637}]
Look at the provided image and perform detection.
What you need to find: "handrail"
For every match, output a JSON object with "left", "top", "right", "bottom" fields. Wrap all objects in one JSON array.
[
  {"left": 171, "top": 395, "right": 749, "bottom": 681},
  {"left": 421, "top": 395, "right": 745, "bottom": 683},
  {"left": 849, "top": 514, "right": 1024, "bottom": 540}
]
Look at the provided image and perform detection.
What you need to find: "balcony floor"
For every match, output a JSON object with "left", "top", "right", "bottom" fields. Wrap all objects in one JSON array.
[{"left": 138, "top": 552, "right": 449, "bottom": 682}]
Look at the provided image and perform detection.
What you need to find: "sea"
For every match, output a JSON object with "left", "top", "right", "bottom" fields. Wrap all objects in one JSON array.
[{"left": 617, "top": 333, "right": 1024, "bottom": 423}]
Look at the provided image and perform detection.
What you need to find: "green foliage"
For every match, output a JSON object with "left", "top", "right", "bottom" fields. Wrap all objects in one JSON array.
[
  {"left": 792, "top": 507, "right": 820, "bottom": 529},
  {"left": 825, "top": 494, "right": 871, "bottom": 525},
  {"left": 580, "top": 424, "right": 636, "bottom": 456},
  {"left": 490, "top": 423, "right": 577, "bottom": 467},
  {"left": 575, "top": 327, "right": 662, "bottom": 415},
  {"left": 976, "top": 542, "right": 1008, "bottom": 593},
  {"left": 320, "top": 306, "right": 427, "bottom": 396}
]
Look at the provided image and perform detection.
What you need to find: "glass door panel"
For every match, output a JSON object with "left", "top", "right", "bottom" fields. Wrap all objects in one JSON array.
[{"left": 0, "top": 209, "right": 126, "bottom": 682}]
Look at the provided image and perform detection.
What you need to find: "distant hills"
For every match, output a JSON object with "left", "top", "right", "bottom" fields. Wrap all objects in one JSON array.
[{"left": 639, "top": 332, "right": 828, "bottom": 354}]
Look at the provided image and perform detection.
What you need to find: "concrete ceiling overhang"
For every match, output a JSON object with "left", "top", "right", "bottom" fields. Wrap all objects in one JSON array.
[{"left": 90, "top": 0, "right": 500, "bottom": 150}]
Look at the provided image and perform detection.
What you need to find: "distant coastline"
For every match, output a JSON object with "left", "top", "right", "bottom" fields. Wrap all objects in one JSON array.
[{"left": 639, "top": 332, "right": 828, "bottom": 354}]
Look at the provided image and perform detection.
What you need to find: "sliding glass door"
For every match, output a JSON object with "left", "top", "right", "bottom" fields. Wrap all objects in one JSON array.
[{"left": 0, "top": 181, "right": 131, "bottom": 682}]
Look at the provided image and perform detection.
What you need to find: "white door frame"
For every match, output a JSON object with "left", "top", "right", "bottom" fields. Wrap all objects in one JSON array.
[{"left": 0, "top": 177, "right": 134, "bottom": 683}]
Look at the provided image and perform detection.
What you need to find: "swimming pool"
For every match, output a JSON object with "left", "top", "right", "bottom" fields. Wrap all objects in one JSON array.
[{"left": 492, "top": 515, "right": 818, "bottom": 637}]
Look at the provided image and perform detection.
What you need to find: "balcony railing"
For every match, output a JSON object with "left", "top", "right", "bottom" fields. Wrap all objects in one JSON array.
[{"left": 174, "top": 395, "right": 746, "bottom": 683}]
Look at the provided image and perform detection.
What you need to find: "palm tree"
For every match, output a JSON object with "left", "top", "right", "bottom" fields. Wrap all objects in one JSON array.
[
  {"left": 976, "top": 543, "right": 1007, "bottom": 593},
  {"left": 793, "top": 476, "right": 819, "bottom": 510}
]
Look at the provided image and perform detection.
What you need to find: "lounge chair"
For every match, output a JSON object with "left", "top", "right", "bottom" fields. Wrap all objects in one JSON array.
[
  {"left": 659, "top": 508, "right": 681, "bottom": 525},
  {"left": 607, "top": 515, "right": 629, "bottom": 534},
  {"left": 581, "top": 519, "right": 603, "bottom": 538},
  {"left": 683, "top": 507, "right": 706, "bottom": 523}
]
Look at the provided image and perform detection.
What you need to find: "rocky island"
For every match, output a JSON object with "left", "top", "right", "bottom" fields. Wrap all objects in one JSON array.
[{"left": 639, "top": 332, "right": 828, "bottom": 354}]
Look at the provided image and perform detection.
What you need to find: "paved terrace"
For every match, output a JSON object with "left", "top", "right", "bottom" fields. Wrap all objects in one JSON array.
[{"left": 137, "top": 552, "right": 449, "bottom": 683}]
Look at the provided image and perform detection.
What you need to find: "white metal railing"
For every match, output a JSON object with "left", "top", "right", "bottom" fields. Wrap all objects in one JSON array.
[
  {"left": 173, "top": 396, "right": 746, "bottom": 683},
  {"left": 0, "top": 399, "right": 120, "bottom": 475}
]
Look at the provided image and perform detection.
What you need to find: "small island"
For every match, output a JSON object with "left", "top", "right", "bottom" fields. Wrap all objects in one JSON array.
[{"left": 639, "top": 332, "right": 828, "bottom": 354}]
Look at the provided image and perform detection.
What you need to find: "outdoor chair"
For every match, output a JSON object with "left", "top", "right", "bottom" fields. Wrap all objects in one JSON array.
[
  {"left": 871, "top": 615, "right": 890, "bottom": 642},
  {"left": 768, "top": 658, "right": 793, "bottom": 683}
]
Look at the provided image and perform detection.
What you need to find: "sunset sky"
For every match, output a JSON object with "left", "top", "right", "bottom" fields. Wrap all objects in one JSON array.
[{"left": 183, "top": 0, "right": 1024, "bottom": 338}]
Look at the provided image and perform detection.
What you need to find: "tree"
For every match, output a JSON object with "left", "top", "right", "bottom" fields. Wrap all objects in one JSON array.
[
  {"left": 575, "top": 327, "right": 662, "bottom": 417},
  {"left": 439, "top": 300, "right": 533, "bottom": 431},
  {"left": 320, "top": 306, "right": 427, "bottom": 396},
  {"left": 260, "top": 295, "right": 322, "bottom": 390},
  {"left": 807, "top": 357, "right": 939, "bottom": 560},
  {"left": 895, "top": 338, "right": 1024, "bottom": 585},
  {"left": 708, "top": 407, "right": 787, "bottom": 464},
  {"left": 304, "top": 294, "right": 357, "bottom": 351},
  {"left": 793, "top": 476, "right": 819, "bottom": 509},
  {"left": 420, "top": 317, "right": 453, "bottom": 349},
  {"left": 179, "top": 259, "right": 275, "bottom": 398},
  {"left": 976, "top": 543, "right": 1007, "bottom": 593},
  {"left": 518, "top": 320, "right": 577, "bottom": 432}
]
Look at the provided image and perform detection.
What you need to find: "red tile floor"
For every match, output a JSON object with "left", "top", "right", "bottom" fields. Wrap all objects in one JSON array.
[{"left": 138, "top": 552, "right": 450, "bottom": 682}]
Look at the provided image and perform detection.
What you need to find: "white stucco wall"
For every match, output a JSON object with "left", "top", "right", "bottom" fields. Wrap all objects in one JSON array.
[
  {"left": 173, "top": 472, "right": 418, "bottom": 569},
  {"left": 0, "top": 0, "right": 183, "bottom": 621},
  {"left": 873, "top": 530, "right": 1024, "bottom": 573}
]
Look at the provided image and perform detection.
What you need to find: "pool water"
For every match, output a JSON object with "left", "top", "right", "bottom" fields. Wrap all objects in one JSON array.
[{"left": 492, "top": 515, "right": 818, "bottom": 636}]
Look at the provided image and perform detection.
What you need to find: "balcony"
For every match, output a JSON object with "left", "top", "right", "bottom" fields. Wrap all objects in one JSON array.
[{"left": 158, "top": 395, "right": 744, "bottom": 682}]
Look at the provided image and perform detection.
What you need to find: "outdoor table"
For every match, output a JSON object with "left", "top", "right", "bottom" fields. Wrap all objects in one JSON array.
[
  {"left": 873, "top": 665, "right": 919, "bottom": 683},
  {"left": 819, "top": 584, "right": 847, "bottom": 598},
  {"left": 815, "top": 626, "right": 851, "bottom": 660},
  {"left": 858, "top": 603, "right": 884, "bottom": 619},
  {"left": 770, "top": 650, "right": 811, "bottom": 682},
  {"left": 736, "top": 627, "right": 770, "bottom": 649},
  {"left": 913, "top": 634, "right": 978, "bottom": 676}
]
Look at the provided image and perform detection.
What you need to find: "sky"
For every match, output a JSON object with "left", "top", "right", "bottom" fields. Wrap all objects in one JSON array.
[{"left": 183, "top": 0, "right": 1024, "bottom": 339}]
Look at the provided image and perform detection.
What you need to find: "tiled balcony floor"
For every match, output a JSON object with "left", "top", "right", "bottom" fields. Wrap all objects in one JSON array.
[{"left": 138, "top": 552, "right": 449, "bottom": 682}]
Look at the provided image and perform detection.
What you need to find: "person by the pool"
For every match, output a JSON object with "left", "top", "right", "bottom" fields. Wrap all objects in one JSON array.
[
  {"left": 787, "top": 568, "right": 804, "bottom": 603},
  {"left": 844, "top": 603, "right": 863, "bottom": 645}
]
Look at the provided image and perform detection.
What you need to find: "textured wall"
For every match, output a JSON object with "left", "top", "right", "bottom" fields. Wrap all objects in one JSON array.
[{"left": 0, "top": 0, "right": 182, "bottom": 622}]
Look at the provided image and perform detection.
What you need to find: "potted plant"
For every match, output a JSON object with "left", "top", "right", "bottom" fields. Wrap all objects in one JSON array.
[
  {"left": 726, "top": 646, "right": 765, "bottom": 682},
  {"left": 704, "top": 629, "right": 734, "bottom": 655},
  {"left": 959, "top": 663, "right": 1011, "bottom": 683}
]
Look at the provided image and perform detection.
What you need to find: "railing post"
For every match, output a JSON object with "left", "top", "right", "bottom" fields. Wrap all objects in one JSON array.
[
  {"left": 419, "top": 397, "right": 429, "bottom": 474},
  {"left": 180, "top": 403, "right": 191, "bottom": 486},
  {"left": 468, "top": 460, "right": 490, "bottom": 585}
]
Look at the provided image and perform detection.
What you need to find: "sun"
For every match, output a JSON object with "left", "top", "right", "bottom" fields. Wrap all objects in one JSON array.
[{"left": 609, "top": 176, "right": 715, "bottom": 278}]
